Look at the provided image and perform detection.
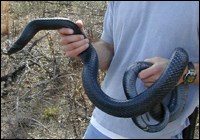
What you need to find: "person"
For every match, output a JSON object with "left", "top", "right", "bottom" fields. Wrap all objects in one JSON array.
[{"left": 58, "top": 1, "right": 199, "bottom": 139}]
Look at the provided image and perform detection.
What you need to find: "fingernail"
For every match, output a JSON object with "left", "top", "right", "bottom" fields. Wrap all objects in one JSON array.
[
  {"left": 68, "top": 29, "right": 74, "bottom": 34},
  {"left": 81, "top": 35, "right": 84, "bottom": 39},
  {"left": 86, "top": 43, "right": 89, "bottom": 48},
  {"left": 85, "top": 38, "right": 89, "bottom": 43}
]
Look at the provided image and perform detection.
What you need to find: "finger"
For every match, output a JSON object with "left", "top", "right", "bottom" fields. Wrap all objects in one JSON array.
[
  {"left": 60, "top": 35, "right": 85, "bottom": 45},
  {"left": 144, "top": 57, "right": 160, "bottom": 63},
  {"left": 141, "top": 74, "right": 160, "bottom": 83},
  {"left": 62, "top": 38, "right": 89, "bottom": 52},
  {"left": 139, "top": 65, "right": 158, "bottom": 80},
  {"left": 143, "top": 82, "right": 154, "bottom": 88},
  {"left": 58, "top": 28, "right": 74, "bottom": 35},
  {"left": 65, "top": 44, "right": 89, "bottom": 58}
]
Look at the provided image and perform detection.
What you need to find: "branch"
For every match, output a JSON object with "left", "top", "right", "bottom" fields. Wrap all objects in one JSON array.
[
  {"left": 1, "top": 33, "right": 49, "bottom": 83},
  {"left": 1, "top": 64, "right": 26, "bottom": 82}
]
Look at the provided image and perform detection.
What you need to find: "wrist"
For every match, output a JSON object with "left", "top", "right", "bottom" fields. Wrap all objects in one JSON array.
[
  {"left": 177, "top": 66, "right": 188, "bottom": 85},
  {"left": 178, "top": 62, "right": 197, "bottom": 85}
]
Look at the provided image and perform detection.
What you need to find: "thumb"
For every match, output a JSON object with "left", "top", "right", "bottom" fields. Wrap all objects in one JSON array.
[
  {"left": 75, "top": 20, "right": 91, "bottom": 41},
  {"left": 75, "top": 20, "right": 84, "bottom": 30}
]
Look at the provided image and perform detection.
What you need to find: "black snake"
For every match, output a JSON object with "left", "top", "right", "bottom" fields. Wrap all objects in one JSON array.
[{"left": 5, "top": 18, "right": 189, "bottom": 132}]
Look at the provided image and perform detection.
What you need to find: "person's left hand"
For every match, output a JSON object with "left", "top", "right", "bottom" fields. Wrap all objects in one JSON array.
[{"left": 139, "top": 57, "right": 169, "bottom": 87}]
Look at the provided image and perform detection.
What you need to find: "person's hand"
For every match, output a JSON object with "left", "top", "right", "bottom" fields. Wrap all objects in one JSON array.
[
  {"left": 139, "top": 57, "right": 169, "bottom": 87},
  {"left": 57, "top": 20, "right": 90, "bottom": 58}
]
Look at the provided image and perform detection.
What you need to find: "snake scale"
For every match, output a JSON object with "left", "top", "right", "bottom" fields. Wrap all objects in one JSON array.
[{"left": 6, "top": 18, "right": 189, "bottom": 132}]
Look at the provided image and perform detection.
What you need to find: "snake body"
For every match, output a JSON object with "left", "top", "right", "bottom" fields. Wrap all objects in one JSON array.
[
  {"left": 6, "top": 18, "right": 189, "bottom": 131},
  {"left": 123, "top": 62, "right": 189, "bottom": 132}
]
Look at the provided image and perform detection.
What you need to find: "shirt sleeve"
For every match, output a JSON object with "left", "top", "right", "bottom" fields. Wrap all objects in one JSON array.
[{"left": 101, "top": 1, "right": 114, "bottom": 45}]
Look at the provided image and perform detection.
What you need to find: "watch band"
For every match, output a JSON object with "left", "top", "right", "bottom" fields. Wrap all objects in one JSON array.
[{"left": 183, "top": 62, "right": 197, "bottom": 84}]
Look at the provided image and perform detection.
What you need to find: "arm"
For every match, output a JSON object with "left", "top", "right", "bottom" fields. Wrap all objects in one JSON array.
[
  {"left": 92, "top": 40, "right": 114, "bottom": 71},
  {"left": 139, "top": 57, "right": 199, "bottom": 87}
]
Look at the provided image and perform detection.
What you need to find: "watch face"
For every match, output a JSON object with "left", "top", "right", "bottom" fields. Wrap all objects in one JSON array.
[
  {"left": 185, "top": 71, "right": 196, "bottom": 83},
  {"left": 187, "top": 75, "right": 195, "bottom": 83}
]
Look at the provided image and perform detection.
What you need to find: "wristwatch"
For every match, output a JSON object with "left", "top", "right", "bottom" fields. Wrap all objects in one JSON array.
[{"left": 183, "top": 62, "right": 197, "bottom": 84}]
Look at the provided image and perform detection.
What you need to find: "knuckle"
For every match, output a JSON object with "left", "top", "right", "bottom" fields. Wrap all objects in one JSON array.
[
  {"left": 61, "top": 36, "right": 71, "bottom": 45},
  {"left": 153, "top": 67, "right": 160, "bottom": 73},
  {"left": 73, "top": 50, "right": 81, "bottom": 57},
  {"left": 69, "top": 43, "right": 76, "bottom": 48},
  {"left": 79, "top": 35, "right": 84, "bottom": 40},
  {"left": 59, "top": 38, "right": 66, "bottom": 45},
  {"left": 66, "top": 52, "right": 75, "bottom": 58},
  {"left": 154, "top": 57, "right": 160, "bottom": 61},
  {"left": 57, "top": 28, "right": 64, "bottom": 34},
  {"left": 63, "top": 47, "right": 70, "bottom": 53}
]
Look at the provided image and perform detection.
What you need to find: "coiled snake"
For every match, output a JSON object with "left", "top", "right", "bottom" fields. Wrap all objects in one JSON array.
[{"left": 5, "top": 18, "right": 189, "bottom": 132}]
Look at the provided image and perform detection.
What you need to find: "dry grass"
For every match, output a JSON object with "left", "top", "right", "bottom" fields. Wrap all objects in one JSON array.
[
  {"left": 1, "top": 1, "right": 106, "bottom": 139},
  {"left": 1, "top": 1, "right": 10, "bottom": 36},
  {"left": 1, "top": 1, "right": 199, "bottom": 139}
]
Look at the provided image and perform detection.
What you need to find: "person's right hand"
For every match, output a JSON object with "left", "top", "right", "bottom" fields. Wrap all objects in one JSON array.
[{"left": 58, "top": 20, "right": 90, "bottom": 58}]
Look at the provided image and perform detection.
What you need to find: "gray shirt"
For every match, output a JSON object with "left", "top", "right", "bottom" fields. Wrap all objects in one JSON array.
[{"left": 92, "top": 1, "right": 199, "bottom": 139}]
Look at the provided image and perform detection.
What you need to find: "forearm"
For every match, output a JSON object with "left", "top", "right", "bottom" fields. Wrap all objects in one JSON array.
[{"left": 92, "top": 40, "right": 114, "bottom": 71}]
